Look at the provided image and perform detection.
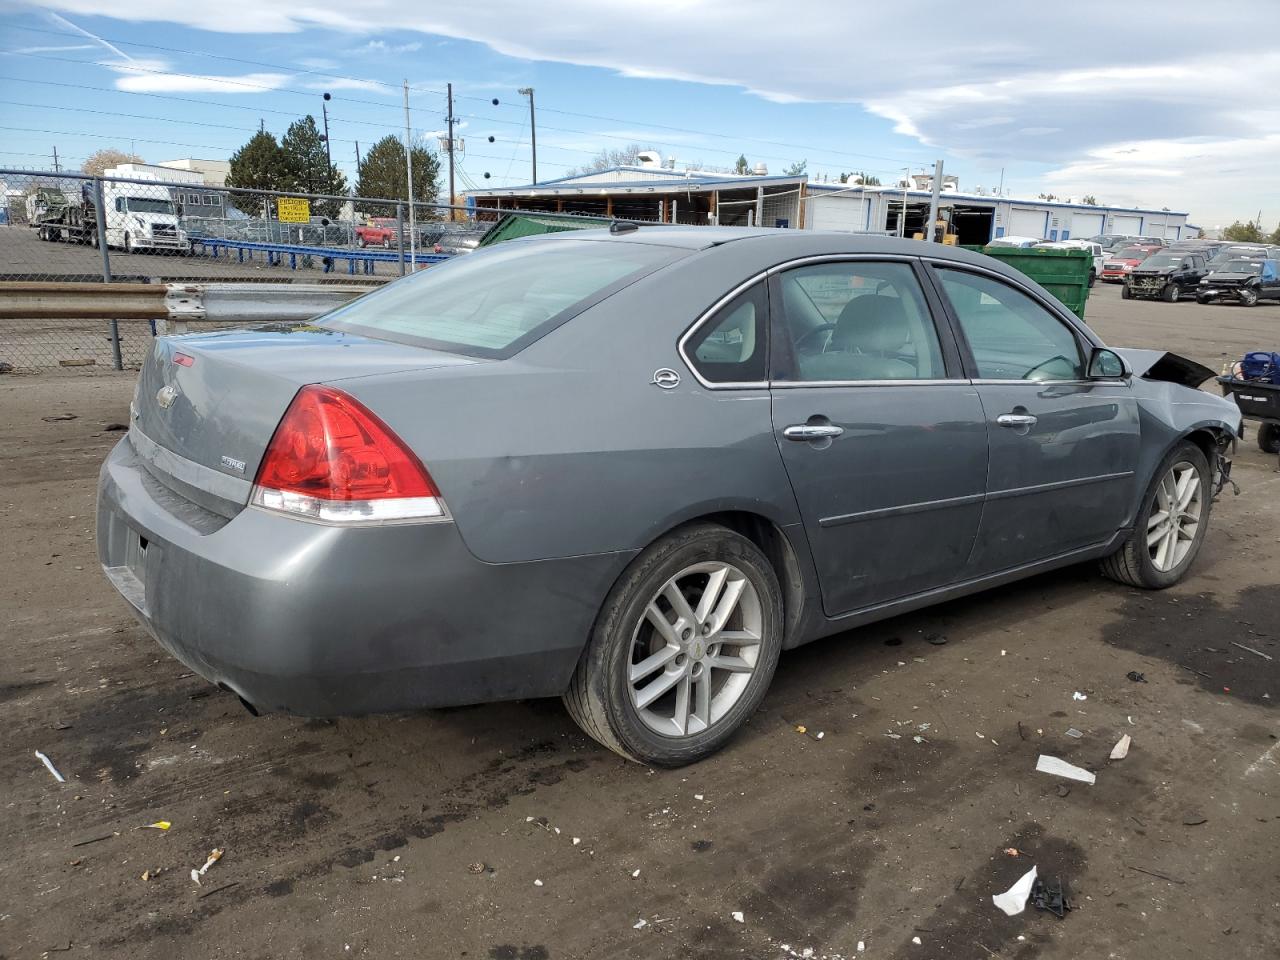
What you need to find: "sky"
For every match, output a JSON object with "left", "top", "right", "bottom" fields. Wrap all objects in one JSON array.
[{"left": 1, "top": 1, "right": 1277, "bottom": 229}]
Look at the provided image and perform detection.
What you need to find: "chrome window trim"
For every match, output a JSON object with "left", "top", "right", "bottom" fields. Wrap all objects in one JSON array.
[
  {"left": 677, "top": 271, "right": 773, "bottom": 390},
  {"left": 771, "top": 378, "right": 959, "bottom": 389},
  {"left": 764, "top": 252, "right": 920, "bottom": 275}
]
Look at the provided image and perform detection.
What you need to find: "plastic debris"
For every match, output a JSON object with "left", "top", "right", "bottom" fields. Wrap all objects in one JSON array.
[
  {"left": 1030, "top": 876, "right": 1071, "bottom": 918},
  {"left": 1126, "top": 671, "right": 1147, "bottom": 683},
  {"left": 189, "top": 848, "right": 223, "bottom": 885},
  {"left": 1004, "top": 847, "right": 1020, "bottom": 857},
  {"left": 1065, "top": 728, "right": 1084, "bottom": 739},
  {"left": 912, "top": 735, "right": 925, "bottom": 744},
  {"left": 572, "top": 837, "right": 581, "bottom": 845},
  {"left": 1036, "top": 755, "right": 1096, "bottom": 785},
  {"left": 534, "top": 879, "right": 543, "bottom": 887},
  {"left": 35, "top": 750, "right": 66, "bottom": 783},
  {"left": 142, "top": 821, "right": 171, "bottom": 831},
  {"left": 1072, "top": 692, "right": 1088, "bottom": 701},
  {"left": 1110, "top": 734, "right": 1132, "bottom": 760},
  {"left": 795, "top": 725, "right": 807, "bottom": 734},
  {"left": 857, "top": 942, "right": 865, "bottom": 952},
  {"left": 912, "top": 936, "right": 922, "bottom": 945},
  {"left": 816, "top": 731, "right": 825, "bottom": 740},
  {"left": 694, "top": 794, "right": 704, "bottom": 800},
  {"left": 1231, "top": 641, "right": 1273, "bottom": 661},
  {"left": 731, "top": 911, "right": 745, "bottom": 923},
  {"left": 992, "top": 865, "right": 1038, "bottom": 916},
  {"left": 632, "top": 869, "right": 640, "bottom": 878},
  {"left": 633, "top": 919, "right": 647, "bottom": 930}
]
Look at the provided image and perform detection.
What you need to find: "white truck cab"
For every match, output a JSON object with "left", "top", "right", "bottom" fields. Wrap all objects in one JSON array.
[{"left": 101, "top": 183, "right": 190, "bottom": 254}]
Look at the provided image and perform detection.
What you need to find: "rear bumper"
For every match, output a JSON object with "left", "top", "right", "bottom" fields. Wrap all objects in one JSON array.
[{"left": 96, "top": 438, "right": 630, "bottom": 715}]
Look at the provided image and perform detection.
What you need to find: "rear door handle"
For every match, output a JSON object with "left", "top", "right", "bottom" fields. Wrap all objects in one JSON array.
[
  {"left": 996, "top": 414, "right": 1038, "bottom": 428},
  {"left": 783, "top": 424, "right": 844, "bottom": 441}
]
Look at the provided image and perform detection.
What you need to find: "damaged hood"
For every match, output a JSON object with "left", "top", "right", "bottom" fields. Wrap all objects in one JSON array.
[{"left": 1111, "top": 349, "right": 1217, "bottom": 389}]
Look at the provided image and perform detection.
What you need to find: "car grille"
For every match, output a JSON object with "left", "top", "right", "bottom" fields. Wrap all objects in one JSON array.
[
  {"left": 153, "top": 224, "right": 177, "bottom": 238},
  {"left": 1129, "top": 275, "right": 1164, "bottom": 293}
]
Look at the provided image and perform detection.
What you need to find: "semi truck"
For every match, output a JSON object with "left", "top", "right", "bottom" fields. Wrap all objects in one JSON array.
[{"left": 30, "top": 180, "right": 191, "bottom": 254}]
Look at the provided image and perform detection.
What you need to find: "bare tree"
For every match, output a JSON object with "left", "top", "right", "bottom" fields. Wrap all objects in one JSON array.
[
  {"left": 566, "top": 144, "right": 660, "bottom": 177},
  {"left": 81, "top": 149, "right": 143, "bottom": 176}
]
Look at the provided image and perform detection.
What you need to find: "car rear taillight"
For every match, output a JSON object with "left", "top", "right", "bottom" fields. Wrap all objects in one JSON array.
[{"left": 250, "top": 385, "right": 447, "bottom": 524}]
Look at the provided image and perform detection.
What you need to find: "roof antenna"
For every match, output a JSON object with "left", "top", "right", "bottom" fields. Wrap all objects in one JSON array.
[{"left": 609, "top": 221, "right": 640, "bottom": 234}]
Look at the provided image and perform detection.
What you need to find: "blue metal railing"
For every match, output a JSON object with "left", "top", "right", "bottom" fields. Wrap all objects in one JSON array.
[{"left": 191, "top": 238, "right": 450, "bottom": 275}]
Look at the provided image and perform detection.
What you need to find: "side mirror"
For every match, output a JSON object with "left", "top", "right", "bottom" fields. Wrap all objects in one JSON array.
[{"left": 1089, "top": 347, "right": 1130, "bottom": 379}]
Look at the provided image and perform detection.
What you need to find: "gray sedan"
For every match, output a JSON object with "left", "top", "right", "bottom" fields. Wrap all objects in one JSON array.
[{"left": 97, "top": 227, "right": 1240, "bottom": 766}]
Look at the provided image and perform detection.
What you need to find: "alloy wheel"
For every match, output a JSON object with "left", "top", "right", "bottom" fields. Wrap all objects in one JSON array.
[
  {"left": 627, "top": 561, "right": 763, "bottom": 738},
  {"left": 1147, "top": 461, "right": 1202, "bottom": 572}
]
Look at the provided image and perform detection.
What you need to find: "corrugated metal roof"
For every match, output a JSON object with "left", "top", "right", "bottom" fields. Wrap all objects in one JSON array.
[
  {"left": 804, "top": 182, "right": 1188, "bottom": 217},
  {"left": 470, "top": 166, "right": 805, "bottom": 197}
]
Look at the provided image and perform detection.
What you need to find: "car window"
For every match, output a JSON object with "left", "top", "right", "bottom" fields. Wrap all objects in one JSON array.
[
  {"left": 936, "top": 269, "right": 1084, "bottom": 381},
  {"left": 775, "top": 261, "right": 945, "bottom": 382},
  {"left": 686, "top": 282, "right": 767, "bottom": 384},
  {"left": 319, "top": 239, "right": 683, "bottom": 357}
]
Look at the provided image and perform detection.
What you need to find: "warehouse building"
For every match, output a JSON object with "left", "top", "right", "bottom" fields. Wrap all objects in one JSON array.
[{"left": 467, "top": 161, "right": 1191, "bottom": 242}]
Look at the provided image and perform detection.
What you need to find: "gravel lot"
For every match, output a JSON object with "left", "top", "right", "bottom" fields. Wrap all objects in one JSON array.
[{"left": 1, "top": 283, "right": 1277, "bottom": 960}]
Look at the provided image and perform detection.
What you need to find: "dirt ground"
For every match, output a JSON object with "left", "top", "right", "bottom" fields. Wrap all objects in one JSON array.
[{"left": 1, "top": 283, "right": 1277, "bottom": 960}]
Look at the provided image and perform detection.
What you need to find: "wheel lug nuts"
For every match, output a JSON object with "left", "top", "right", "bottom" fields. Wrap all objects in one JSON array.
[{"left": 681, "top": 628, "right": 692, "bottom": 641}]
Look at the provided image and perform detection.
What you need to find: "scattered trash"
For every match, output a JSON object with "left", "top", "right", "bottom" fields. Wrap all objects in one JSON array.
[
  {"left": 1030, "top": 876, "right": 1071, "bottom": 918},
  {"left": 1231, "top": 642, "right": 1273, "bottom": 662},
  {"left": 1036, "top": 755, "right": 1096, "bottom": 785},
  {"left": 815, "top": 731, "right": 825, "bottom": 740},
  {"left": 42, "top": 413, "right": 78, "bottom": 422},
  {"left": 912, "top": 736, "right": 925, "bottom": 744},
  {"left": 534, "top": 879, "right": 543, "bottom": 887},
  {"left": 35, "top": 750, "right": 66, "bottom": 783},
  {"left": 1001, "top": 649, "right": 1007, "bottom": 656},
  {"left": 884, "top": 733, "right": 902, "bottom": 740},
  {"left": 1072, "top": 692, "right": 1088, "bottom": 701},
  {"left": 572, "top": 837, "right": 581, "bottom": 846},
  {"left": 1003, "top": 847, "right": 1020, "bottom": 857},
  {"left": 468, "top": 862, "right": 485, "bottom": 874},
  {"left": 1065, "top": 728, "right": 1084, "bottom": 739},
  {"left": 141, "top": 869, "right": 152, "bottom": 881},
  {"left": 1110, "top": 734, "right": 1132, "bottom": 760},
  {"left": 71, "top": 833, "right": 114, "bottom": 848},
  {"left": 197, "top": 881, "right": 239, "bottom": 900},
  {"left": 633, "top": 919, "right": 647, "bottom": 930},
  {"left": 911, "top": 936, "right": 922, "bottom": 945},
  {"left": 1126, "top": 671, "right": 1147, "bottom": 683},
  {"left": 857, "top": 942, "right": 865, "bottom": 952},
  {"left": 926, "top": 634, "right": 948, "bottom": 646},
  {"left": 141, "top": 821, "right": 171, "bottom": 831},
  {"left": 795, "top": 725, "right": 807, "bottom": 734},
  {"left": 992, "top": 865, "right": 1038, "bottom": 916},
  {"left": 189, "top": 848, "right": 223, "bottom": 886},
  {"left": 694, "top": 794, "right": 704, "bottom": 801},
  {"left": 1126, "top": 862, "right": 1185, "bottom": 885},
  {"left": 731, "top": 911, "right": 745, "bottom": 923},
  {"left": 632, "top": 869, "right": 641, "bottom": 878},
  {"left": 975, "top": 732, "right": 985, "bottom": 739},
  {"left": 1182, "top": 816, "right": 1208, "bottom": 826}
]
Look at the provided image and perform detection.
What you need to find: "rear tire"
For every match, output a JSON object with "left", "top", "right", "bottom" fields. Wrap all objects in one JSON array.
[
  {"left": 564, "top": 523, "right": 783, "bottom": 767},
  {"left": 1100, "top": 440, "right": 1211, "bottom": 589},
  {"left": 383, "top": 236, "right": 392, "bottom": 249},
  {"left": 1258, "top": 422, "right": 1280, "bottom": 454},
  {"left": 1088, "top": 269, "right": 1096, "bottom": 288}
]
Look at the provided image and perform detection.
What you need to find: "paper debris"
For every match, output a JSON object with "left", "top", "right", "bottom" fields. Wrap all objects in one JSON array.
[
  {"left": 816, "top": 731, "right": 825, "bottom": 740},
  {"left": 142, "top": 821, "right": 171, "bottom": 831},
  {"left": 572, "top": 837, "right": 581, "bottom": 845},
  {"left": 35, "top": 750, "right": 65, "bottom": 783},
  {"left": 912, "top": 936, "right": 922, "bottom": 945},
  {"left": 857, "top": 942, "right": 865, "bottom": 952},
  {"left": 1110, "top": 734, "right": 1132, "bottom": 760},
  {"left": 189, "top": 848, "right": 223, "bottom": 885},
  {"left": 632, "top": 869, "right": 640, "bottom": 878},
  {"left": 993, "top": 865, "right": 1038, "bottom": 916},
  {"left": 633, "top": 919, "right": 647, "bottom": 930},
  {"left": 1036, "top": 755, "right": 1096, "bottom": 785},
  {"left": 1072, "top": 692, "right": 1088, "bottom": 701},
  {"left": 534, "top": 879, "right": 543, "bottom": 887},
  {"left": 1065, "top": 728, "right": 1084, "bottom": 739},
  {"left": 731, "top": 911, "right": 745, "bottom": 923},
  {"left": 694, "top": 794, "right": 704, "bottom": 800}
]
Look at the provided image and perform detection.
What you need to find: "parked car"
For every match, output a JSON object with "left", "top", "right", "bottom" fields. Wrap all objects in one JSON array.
[
  {"left": 1087, "top": 234, "right": 1165, "bottom": 253},
  {"left": 1197, "top": 258, "right": 1280, "bottom": 306},
  {"left": 96, "top": 228, "right": 1239, "bottom": 766},
  {"left": 1100, "top": 243, "right": 1163, "bottom": 282},
  {"left": 1035, "top": 239, "right": 1104, "bottom": 286},
  {"left": 1123, "top": 251, "right": 1209, "bottom": 302},
  {"left": 355, "top": 217, "right": 400, "bottom": 248},
  {"left": 1208, "top": 244, "right": 1269, "bottom": 263}
]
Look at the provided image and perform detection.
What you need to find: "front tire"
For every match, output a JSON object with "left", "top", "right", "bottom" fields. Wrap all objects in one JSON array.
[
  {"left": 1100, "top": 441, "right": 1211, "bottom": 589},
  {"left": 1239, "top": 288, "right": 1258, "bottom": 307},
  {"left": 564, "top": 523, "right": 783, "bottom": 766},
  {"left": 1121, "top": 284, "right": 1132, "bottom": 300},
  {"left": 1162, "top": 283, "right": 1179, "bottom": 303},
  {"left": 1258, "top": 422, "right": 1280, "bottom": 454}
]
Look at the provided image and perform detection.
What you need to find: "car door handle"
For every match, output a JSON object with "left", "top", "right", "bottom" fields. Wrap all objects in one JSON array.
[
  {"left": 783, "top": 424, "right": 844, "bottom": 441},
  {"left": 996, "top": 414, "right": 1038, "bottom": 428}
]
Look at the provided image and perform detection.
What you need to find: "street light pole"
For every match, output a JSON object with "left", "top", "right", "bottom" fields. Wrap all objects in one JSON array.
[
  {"left": 321, "top": 92, "right": 333, "bottom": 188},
  {"left": 518, "top": 87, "right": 537, "bottom": 183}
]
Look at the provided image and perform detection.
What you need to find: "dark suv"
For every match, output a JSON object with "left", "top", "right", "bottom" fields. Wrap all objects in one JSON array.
[
  {"left": 1198, "top": 258, "right": 1280, "bottom": 306},
  {"left": 1123, "top": 251, "right": 1208, "bottom": 302}
]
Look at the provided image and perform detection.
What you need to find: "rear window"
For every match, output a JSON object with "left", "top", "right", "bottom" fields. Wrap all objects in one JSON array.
[{"left": 319, "top": 239, "right": 683, "bottom": 357}]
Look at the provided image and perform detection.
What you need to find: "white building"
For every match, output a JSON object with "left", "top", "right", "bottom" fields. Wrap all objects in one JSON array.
[
  {"left": 156, "top": 158, "right": 231, "bottom": 188},
  {"left": 105, "top": 163, "right": 229, "bottom": 218}
]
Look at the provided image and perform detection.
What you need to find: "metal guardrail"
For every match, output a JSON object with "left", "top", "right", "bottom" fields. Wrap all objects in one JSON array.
[{"left": 0, "top": 281, "right": 379, "bottom": 323}]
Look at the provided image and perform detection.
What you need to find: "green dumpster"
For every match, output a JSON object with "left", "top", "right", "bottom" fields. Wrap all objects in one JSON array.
[
  {"left": 477, "top": 212, "right": 612, "bottom": 247},
  {"left": 961, "top": 245, "right": 1093, "bottom": 320}
]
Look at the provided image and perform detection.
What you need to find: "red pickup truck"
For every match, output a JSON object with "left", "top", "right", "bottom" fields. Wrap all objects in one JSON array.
[{"left": 354, "top": 218, "right": 399, "bottom": 248}]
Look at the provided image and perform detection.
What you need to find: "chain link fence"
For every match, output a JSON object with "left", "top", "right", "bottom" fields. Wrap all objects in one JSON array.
[{"left": 0, "top": 168, "right": 496, "bottom": 374}]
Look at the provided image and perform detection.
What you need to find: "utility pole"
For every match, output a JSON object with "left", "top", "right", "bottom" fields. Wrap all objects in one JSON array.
[
  {"left": 51, "top": 145, "right": 60, "bottom": 173},
  {"left": 403, "top": 80, "right": 417, "bottom": 271},
  {"left": 899, "top": 167, "right": 910, "bottom": 237},
  {"left": 321, "top": 92, "right": 333, "bottom": 185},
  {"left": 518, "top": 87, "right": 537, "bottom": 183},
  {"left": 926, "top": 159, "right": 944, "bottom": 242},
  {"left": 446, "top": 82, "right": 456, "bottom": 220},
  {"left": 354, "top": 141, "right": 362, "bottom": 178}
]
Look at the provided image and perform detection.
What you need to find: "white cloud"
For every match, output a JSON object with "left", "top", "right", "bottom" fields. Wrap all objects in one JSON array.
[
  {"left": 7, "top": 43, "right": 95, "bottom": 53},
  {"left": 106, "top": 58, "right": 291, "bottom": 94},
  {"left": 350, "top": 39, "right": 422, "bottom": 55},
  {"left": 303, "top": 77, "right": 394, "bottom": 94},
  {"left": 22, "top": 1, "right": 1280, "bottom": 221}
]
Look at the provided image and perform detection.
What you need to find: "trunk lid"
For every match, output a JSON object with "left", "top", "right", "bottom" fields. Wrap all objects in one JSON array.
[{"left": 130, "top": 325, "right": 481, "bottom": 518}]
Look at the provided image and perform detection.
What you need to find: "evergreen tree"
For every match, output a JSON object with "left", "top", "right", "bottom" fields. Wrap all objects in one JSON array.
[
  {"left": 280, "top": 115, "right": 347, "bottom": 217},
  {"left": 225, "top": 130, "right": 288, "bottom": 215},
  {"left": 354, "top": 135, "right": 441, "bottom": 213},
  {"left": 734, "top": 154, "right": 750, "bottom": 175},
  {"left": 783, "top": 159, "right": 807, "bottom": 176}
]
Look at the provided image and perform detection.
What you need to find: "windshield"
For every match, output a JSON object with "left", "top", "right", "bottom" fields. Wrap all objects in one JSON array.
[
  {"left": 1213, "top": 259, "right": 1262, "bottom": 274},
  {"left": 1139, "top": 254, "right": 1182, "bottom": 268},
  {"left": 125, "top": 197, "right": 175, "bottom": 215},
  {"left": 319, "top": 238, "right": 684, "bottom": 357},
  {"left": 1112, "top": 246, "right": 1152, "bottom": 259}
]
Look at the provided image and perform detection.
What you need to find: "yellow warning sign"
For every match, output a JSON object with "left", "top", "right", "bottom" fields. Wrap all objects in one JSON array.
[{"left": 277, "top": 197, "right": 311, "bottom": 223}]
